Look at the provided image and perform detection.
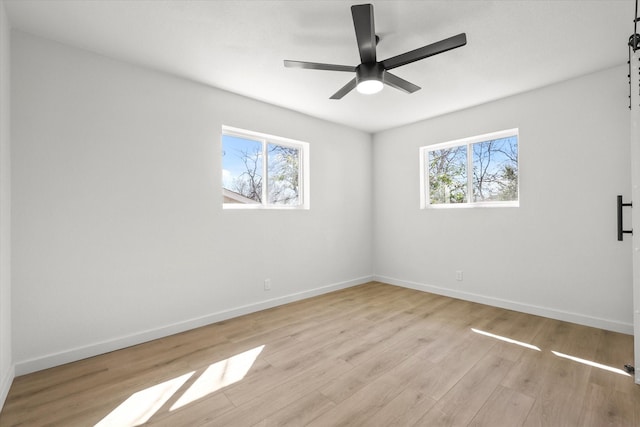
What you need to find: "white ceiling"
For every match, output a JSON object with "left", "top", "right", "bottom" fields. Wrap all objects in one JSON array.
[{"left": 4, "top": 0, "right": 636, "bottom": 133}]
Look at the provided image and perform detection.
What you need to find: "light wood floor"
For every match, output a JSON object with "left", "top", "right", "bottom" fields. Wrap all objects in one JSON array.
[{"left": 1, "top": 282, "right": 639, "bottom": 426}]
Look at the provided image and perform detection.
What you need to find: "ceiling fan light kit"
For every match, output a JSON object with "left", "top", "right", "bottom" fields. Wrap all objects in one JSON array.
[
  {"left": 356, "top": 79, "right": 384, "bottom": 95},
  {"left": 284, "top": 3, "right": 467, "bottom": 99}
]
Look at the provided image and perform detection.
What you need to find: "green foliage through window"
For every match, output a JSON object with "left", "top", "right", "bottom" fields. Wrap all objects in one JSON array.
[
  {"left": 423, "top": 130, "right": 518, "bottom": 207},
  {"left": 429, "top": 146, "right": 467, "bottom": 204}
]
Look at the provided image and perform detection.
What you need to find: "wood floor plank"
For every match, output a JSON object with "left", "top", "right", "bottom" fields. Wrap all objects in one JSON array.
[
  {"left": 416, "top": 353, "right": 514, "bottom": 426},
  {"left": 577, "top": 382, "right": 636, "bottom": 427},
  {"left": 206, "top": 358, "right": 353, "bottom": 426},
  {"left": 589, "top": 329, "right": 639, "bottom": 394},
  {"left": 468, "top": 385, "right": 535, "bottom": 427},
  {"left": 307, "top": 357, "right": 421, "bottom": 427},
  {"left": 522, "top": 355, "right": 592, "bottom": 426},
  {"left": 499, "top": 318, "right": 560, "bottom": 399},
  {"left": 252, "top": 391, "right": 336, "bottom": 427},
  {"left": 319, "top": 346, "right": 410, "bottom": 404},
  {"left": 1, "top": 282, "right": 637, "bottom": 427},
  {"left": 356, "top": 356, "right": 439, "bottom": 427},
  {"left": 360, "top": 384, "right": 437, "bottom": 427}
]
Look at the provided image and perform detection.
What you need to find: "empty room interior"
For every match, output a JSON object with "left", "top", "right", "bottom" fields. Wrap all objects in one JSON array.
[{"left": 1, "top": 0, "right": 640, "bottom": 425}]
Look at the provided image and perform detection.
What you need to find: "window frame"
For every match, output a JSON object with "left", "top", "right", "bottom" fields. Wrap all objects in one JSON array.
[
  {"left": 222, "top": 125, "right": 310, "bottom": 210},
  {"left": 420, "top": 128, "right": 519, "bottom": 209}
]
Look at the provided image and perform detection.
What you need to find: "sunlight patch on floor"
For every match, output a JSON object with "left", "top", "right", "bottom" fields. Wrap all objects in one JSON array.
[
  {"left": 471, "top": 328, "right": 541, "bottom": 351},
  {"left": 170, "top": 344, "right": 265, "bottom": 410},
  {"left": 551, "top": 351, "right": 631, "bottom": 377},
  {"left": 95, "top": 371, "right": 194, "bottom": 427},
  {"left": 94, "top": 345, "right": 265, "bottom": 426}
]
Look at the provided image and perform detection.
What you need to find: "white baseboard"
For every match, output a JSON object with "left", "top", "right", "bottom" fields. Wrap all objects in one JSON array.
[
  {"left": 15, "top": 276, "right": 373, "bottom": 376},
  {"left": 374, "top": 275, "right": 633, "bottom": 335},
  {"left": 0, "top": 364, "right": 15, "bottom": 412}
]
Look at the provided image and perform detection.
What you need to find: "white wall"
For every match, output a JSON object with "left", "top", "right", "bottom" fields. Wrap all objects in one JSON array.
[
  {"left": 373, "top": 65, "right": 633, "bottom": 333},
  {"left": 11, "top": 31, "right": 373, "bottom": 374},
  {"left": 0, "top": 0, "right": 13, "bottom": 410},
  {"left": 7, "top": 25, "right": 634, "bottom": 380}
]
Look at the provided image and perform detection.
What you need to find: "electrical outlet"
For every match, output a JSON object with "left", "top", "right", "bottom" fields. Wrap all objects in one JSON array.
[
  {"left": 264, "top": 279, "right": 271, "bottom": 291},
  {"left": 455, "top": 271, "right": 463, "bottom": 281}
]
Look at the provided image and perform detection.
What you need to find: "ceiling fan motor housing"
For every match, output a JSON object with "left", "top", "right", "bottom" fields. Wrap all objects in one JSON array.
[{"left": 356, "top": 62, "right": 385, "bottom": 85}]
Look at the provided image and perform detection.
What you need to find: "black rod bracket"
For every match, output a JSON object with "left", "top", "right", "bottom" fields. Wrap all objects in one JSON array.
[{"left": 618, "top": 195, "right": 633, "bottom": 241}]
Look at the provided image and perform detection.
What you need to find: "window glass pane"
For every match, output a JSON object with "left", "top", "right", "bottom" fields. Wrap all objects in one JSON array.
[
  {"left": 472, "top": 136, "right": 518, "bottom": 202},
  {"left": 428, "top": 146, "right": 468, "bottom": 204},
  {"left": 267, "top": 143, "right": 300, "bottom": 205},
  {"left": 222, "top": 135, "right": 263, "bottom": 204}
]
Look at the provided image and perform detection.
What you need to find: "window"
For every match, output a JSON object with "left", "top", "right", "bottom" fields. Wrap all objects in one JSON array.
[
  {"left": 421, "top": 129, "right": 518, "bottom": 208},
  {"left": 222, "top": 126, "right": 309, "bottom": 209}
]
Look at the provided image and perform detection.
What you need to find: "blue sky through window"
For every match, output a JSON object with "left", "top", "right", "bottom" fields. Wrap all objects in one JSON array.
[
  {"left": 472, "top": 136, "right": 517, "bottom": 176},
  {"left": 222, "top": 134, "right": 262, "bottom": 191},
  {"left": 472, "top": 135, "right": 518, "bottom": 202}
]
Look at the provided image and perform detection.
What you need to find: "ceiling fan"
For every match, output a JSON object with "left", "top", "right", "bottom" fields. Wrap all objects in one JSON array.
[{"left": 284, "top": 3, "right": 467, "bottom": 99}]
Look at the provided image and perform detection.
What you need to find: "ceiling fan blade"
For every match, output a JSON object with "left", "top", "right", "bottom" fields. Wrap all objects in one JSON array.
[
  {"left": 381, "top": 33, "right": 467, "bottom": 70},
  {"left": 284, "top": 60, "right": 356, "bottom": 72},
  {"left": 383, "top": 72, "right": 421, "bottom": 94},
  {"left": 351, "top": 4, "right": 377, "bottom": 64},
  {"left": 330, "top": 78, "right": 357, "bottom": 99}
]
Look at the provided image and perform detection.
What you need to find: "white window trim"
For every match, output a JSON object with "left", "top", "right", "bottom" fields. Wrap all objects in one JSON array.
[
  {"left": 420, "top": 128, "right": 519, "bottom": 209},
  {"left": 222, "top": 125, "right": 310, "bottom": 210}
]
